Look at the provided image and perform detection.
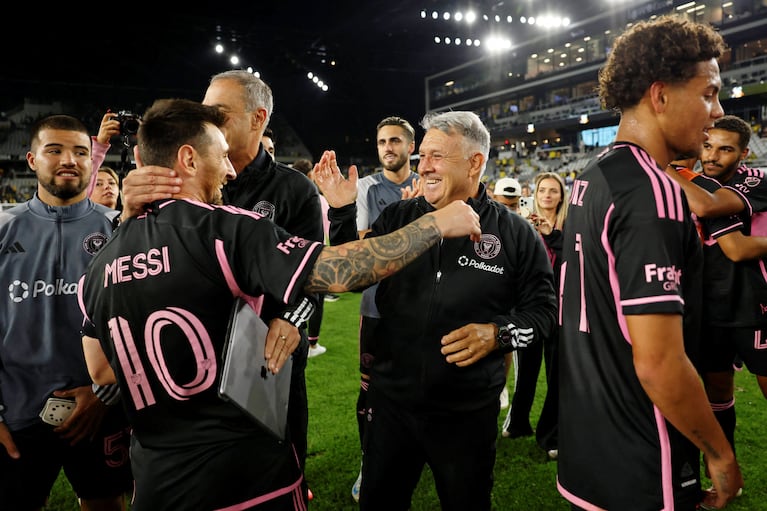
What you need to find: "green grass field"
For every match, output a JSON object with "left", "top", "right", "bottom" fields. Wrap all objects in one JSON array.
[{"left": 49, "top": 291, "right": 766, "bottom": 510}]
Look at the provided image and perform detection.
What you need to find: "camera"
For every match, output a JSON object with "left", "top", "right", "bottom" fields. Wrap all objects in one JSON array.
[{"left": 115, "top": 110, "right": 141, "bottom": 135}]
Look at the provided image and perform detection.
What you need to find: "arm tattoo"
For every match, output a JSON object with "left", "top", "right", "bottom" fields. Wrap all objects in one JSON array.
[{"left": 305, "top": 214, "right": 441, "bottom": 293}]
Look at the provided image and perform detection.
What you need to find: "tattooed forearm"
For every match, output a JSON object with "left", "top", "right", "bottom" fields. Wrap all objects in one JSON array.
[{"left": 305, "top": 214, "right": 442, "bottom": 293}]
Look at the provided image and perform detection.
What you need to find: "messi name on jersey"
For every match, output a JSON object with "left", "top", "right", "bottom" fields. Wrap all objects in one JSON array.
[{"left": 103, "top": 246, "right": 171, "bottom": 287}]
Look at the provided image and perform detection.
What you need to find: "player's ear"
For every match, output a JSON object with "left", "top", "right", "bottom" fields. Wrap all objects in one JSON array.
[
  {"left": 649, "top": 81, "right": 668, "bottom": 113},
  {"left": 177, "top": 144, "right": 197, "bottom": 177},
  {"left": 468, "top": 152, "right": 485, "bottom": 177}
]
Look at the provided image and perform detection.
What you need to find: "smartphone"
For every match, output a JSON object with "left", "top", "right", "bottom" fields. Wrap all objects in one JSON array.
[
  {"left": 519, "top": 196, "right": 534, "bottom": 211},
  {"left": 39, "top": 397, "right": 76, "bottom": 426}
]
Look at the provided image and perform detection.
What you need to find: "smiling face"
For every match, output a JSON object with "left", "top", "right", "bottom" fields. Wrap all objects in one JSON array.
[
  {"left": 535, "top": 177, "right": 563, "bottom": 215},
  {"left": 416, "top": 128, "right": 480, "bottom": 209},
  {"left": 376, "top": 124, "right": 414, "bottom": 174},
  {"left": 27, "top": 128, "right": 91, "bottom": 206},
  {"left": 198, "top": 123, "right": 237, "bottom": 205}
]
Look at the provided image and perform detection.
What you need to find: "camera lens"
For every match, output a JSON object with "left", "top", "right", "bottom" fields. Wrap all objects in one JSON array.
[{"left": 122, "top": 118, "right": 140, "bottom": 135}]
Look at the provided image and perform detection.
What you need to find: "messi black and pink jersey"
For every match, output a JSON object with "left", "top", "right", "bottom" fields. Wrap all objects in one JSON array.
[
  {"left": 558, "top": 143, "right": 704, "bottom": 510},
  {"left": 79, "top": 198, "right": 322, "bottom": 449}
]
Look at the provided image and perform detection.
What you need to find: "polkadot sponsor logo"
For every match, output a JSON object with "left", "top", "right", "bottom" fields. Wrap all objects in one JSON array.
[{"left": 8, "top": 280, "right": 29, "bottom": 303}]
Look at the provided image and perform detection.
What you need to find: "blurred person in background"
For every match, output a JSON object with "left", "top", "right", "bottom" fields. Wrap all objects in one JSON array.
[
  {"left": 262, "top": 127, "right": 275, "bottom": 159},
  {"left": 91, "top": 166, "right": 121, "bottom": 210},
  {"left": 528, "top": 172, "right": 568, "bottom": 459}
]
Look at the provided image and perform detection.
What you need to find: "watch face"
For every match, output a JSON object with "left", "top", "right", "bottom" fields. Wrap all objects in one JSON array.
[{"left": 497, "top": 326, "right": 513, "bottom": 348}]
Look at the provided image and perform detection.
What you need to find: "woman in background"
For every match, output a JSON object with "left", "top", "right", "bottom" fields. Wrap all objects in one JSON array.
[
  {"left": 91, "top": 166, "right": 121, "bottom": 210},
  {"left": 502, "top": 172, "right": 568, "bottom": 461}
]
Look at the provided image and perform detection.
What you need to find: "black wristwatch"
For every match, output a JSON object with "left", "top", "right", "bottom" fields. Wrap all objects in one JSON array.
[{"left": 497, "top": 324, "right": 515, "bottom": 352}]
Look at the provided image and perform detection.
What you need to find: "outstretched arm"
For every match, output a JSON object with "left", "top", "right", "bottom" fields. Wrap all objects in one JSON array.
[
  {"left": 666, "top": 167, "right": 743, "bottom": 218},
  {"left": 304, "top": 199, "right": 480, "bottom": 293}
]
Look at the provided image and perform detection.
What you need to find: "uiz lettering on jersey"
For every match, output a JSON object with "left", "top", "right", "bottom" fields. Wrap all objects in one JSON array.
[
  {"left": 644, "top": 263, "right": 682, "bottom": 291},
  {"left": 569, "top": 180, "right": 588, "bottom": 207},
  {"left": 103, "top": 246, "right": 171, "bottom": 287}
]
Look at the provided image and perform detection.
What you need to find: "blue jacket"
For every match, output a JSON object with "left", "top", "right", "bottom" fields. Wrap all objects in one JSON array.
[{"left": 0, "top": 194, "right": 117, "bottom": 429}]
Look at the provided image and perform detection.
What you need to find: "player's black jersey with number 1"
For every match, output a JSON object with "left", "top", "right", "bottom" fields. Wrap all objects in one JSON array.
[{"left": 558, "top": 142, "right": 704, "bottom": 510}]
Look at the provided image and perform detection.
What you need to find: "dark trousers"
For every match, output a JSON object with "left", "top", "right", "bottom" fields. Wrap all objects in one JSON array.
[
  {"left": 506, "top": 339, "right": 543, "bottom": 434},
  {"left": 536, "top": 330, "right": 559, "bottom": 451},
  {"left": 360, "top": 387, "right": 497, "bottom": 511}
]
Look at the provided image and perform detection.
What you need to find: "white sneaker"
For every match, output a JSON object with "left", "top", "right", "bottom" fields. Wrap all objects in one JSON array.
[
  {"left": 308, "top": 343, "right": 327, "bottom": 358},
  {"left": 324, "top": 293, "right": 340, "bottom": 302},
  {"left": 351, "top": 466, "right": 362, "bottom": 502},
  {"left": 547, "top": 449, "right": 558, "bottom": 460},
  {"left": 499, "top": 386, "right": 509, "bottom": 409}
]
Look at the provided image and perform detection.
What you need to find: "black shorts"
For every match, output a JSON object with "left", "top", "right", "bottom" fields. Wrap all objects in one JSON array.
[
  {"left": 700, "top": 324, "right": 767, "bottom": 376},
  {"left": 0, "top": 404, "right": 132, "bottom": 509},
  {"left": 130, "top": 432, "right": 303, "bottom": 510}
]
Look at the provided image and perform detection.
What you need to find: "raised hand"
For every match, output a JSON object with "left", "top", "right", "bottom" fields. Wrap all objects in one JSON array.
[
  {"left": 313, "top": 150, "right": 358, "bottom": 208},
  {"left": 96, "top": 112, "right": 121, "bottom": 145},
  {"left": 401, "top": 177, "right": 423, "bottom": 200}
]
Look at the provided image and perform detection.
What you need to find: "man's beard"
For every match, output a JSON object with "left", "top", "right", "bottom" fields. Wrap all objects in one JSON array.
[
  {"left": 41, "top": 177, "right": 87, "bottom": 200},
  {"left": 381, "top": 154, "right": 408, "bottom": 172},
  {"left": 703, "top": 161, "right": 738, "bottom": 182}
]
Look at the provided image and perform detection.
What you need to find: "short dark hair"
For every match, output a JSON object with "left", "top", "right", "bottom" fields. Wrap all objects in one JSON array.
[
  {"left": 598, "top": 15, "right": 725, "bottom": 111},
  {"left": 30, "top": 115, "right": 89, "bottom": 151},
  {"left": 291, "top": 158, "right": 313, "bottom": 176},
  {"left": 263, "top": 126, "right": 274, "bottom": 142},
  {"left": 137, "top": 98, "right": 227, "bottom": 168},
  {"left": 376, "top": 116, "right": 415, "bottom": 142},
  {"left": 713, "top": 115, "right": 751, "bottom": 150}
]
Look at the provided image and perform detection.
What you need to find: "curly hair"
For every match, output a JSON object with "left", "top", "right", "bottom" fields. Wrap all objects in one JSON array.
[{"left": 598, "top": 15, "right": 725, "bottom": 112}]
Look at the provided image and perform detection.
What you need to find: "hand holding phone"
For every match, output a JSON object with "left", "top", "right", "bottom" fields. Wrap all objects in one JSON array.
[{"left": 39, "top": 398, "right": 75, "bottom": 426}]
